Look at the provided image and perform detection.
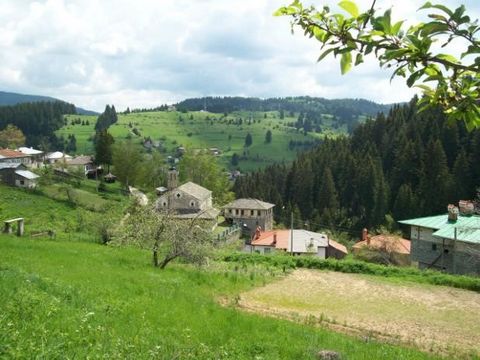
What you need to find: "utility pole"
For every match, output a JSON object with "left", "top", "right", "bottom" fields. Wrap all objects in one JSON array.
[
  {"left": 290, "top": 211, "right": 294, "bottom": 255},
  {"left": 453, "top": 226, "right": 457, "bottom": 274}
]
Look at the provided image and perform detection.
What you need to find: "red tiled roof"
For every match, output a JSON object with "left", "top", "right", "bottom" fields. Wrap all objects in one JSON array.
[
  {"left": 251, "top": 230, "right": 289, "bottom": 249},
  {"left": 328, "top": 239, "right": 348, "bottom": 254},
  {"left": 353, "top": 235, "right": 411, "bottom": 255},
  {"left": 0, "top": 149, "right": 27, "bottom": 158}
]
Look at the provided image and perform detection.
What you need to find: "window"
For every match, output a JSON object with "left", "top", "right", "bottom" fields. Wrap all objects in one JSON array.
[
  {"left": 432, "top": 243, "right": 437, "bottom": 251},
  {"left": 20, "top": 180, "right": 25, "bottom": 185},
  {"left": 235, "top": 209, "right": 239, "bottom": 215},
  {"left": 241, "top": 210, "right": 244, "bottom": 216},
  {"left": 251, "top": 210, "right": 254, "bottom": 216},
  {"left": 176, "top": 192, "right": 181, "bottom": 198},
  {"left": 163, "top": 202, "right": 167, "bottom": 207},
  {"left": 190, "top": 201, "right": 195, "bottom": 207},
  {"left": 264, "top": 247, "right": 271, "bottom": 254}
]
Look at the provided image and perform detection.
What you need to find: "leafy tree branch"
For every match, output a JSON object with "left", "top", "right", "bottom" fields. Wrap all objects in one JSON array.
[{"left": 275, "top": 0, "right": 480, "bottom": 129}]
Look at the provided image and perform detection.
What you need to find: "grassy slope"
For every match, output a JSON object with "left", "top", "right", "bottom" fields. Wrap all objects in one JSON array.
[
  {"left": 0, "top": 235, "right": 435, "bottom": 359},
  {"left": 59, "top": 111, "right": 343, "bottom": 172},
  {"left": 0, "top": 181, "right": 126, "bottom": 242}
]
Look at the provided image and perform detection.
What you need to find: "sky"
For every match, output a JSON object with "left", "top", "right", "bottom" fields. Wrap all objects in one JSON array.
[{"left": 0, "top": 0, "right": 478, "bottom": 112}]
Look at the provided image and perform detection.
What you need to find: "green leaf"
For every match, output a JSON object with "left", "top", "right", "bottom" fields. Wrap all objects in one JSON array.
[
  {"left": 419, "top": 2, "right": 453, "bottom": 16},
  {"left": 436, "top": 53, "right": 458, "bottom": 64},
  {"left": 338, "top": 0, "right": 359, "bottom": 18},
  {"left": 354, "top": 53, "right": 363, "bottom": 66},
  {"left": 407, "top": 69, "right": 424, "bottom": 87},
  {"left": 313, "top": 27, "right": 326, "bottom": 42},
  {"left": 340, "top": 52, "right": 352, "bottom": 74},
  {"left": 391, "top": 20, "right": 404, "bottom": 35},
  {"left": 273, "top": 7, "right": 287, "bottom": 16},
  {"left": 317, "top": 48, "right": 335, "bottom": 62}
]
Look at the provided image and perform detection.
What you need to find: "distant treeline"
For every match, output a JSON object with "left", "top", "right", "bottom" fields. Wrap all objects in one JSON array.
[
  {"left": 175, "top": 96, "right": 392, "bottom": 122},
  {"left": 0, "top": 101, "right": 76, "bottom": 147},
  {"left": 234, "top": 97, "right": 480, "bottom": 233}
]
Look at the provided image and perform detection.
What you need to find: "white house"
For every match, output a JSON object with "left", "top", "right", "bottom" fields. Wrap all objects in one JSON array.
[{"left": 251, "top": 229, "right": 348, "bottom": 259}]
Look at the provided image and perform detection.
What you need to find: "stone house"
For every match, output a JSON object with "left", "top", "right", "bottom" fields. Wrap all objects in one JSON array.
[
  {"left": 399, "top": 203, "right": 480, "bottom": 275},
  {"left": 155, "top": 168, "right": 219, "bottom": 221},
  {"left": 250, "top": 229, "right": 348, "bottom": 259},
  {"left": 223, "top": 198, "right": 275, "bottom": 235},
  {"left": 0, "top": 163, "right": 40, "bottom": 188}
]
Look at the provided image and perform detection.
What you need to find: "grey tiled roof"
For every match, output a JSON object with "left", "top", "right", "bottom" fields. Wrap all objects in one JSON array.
[
  {"left": 177, "top": 182, "right": 211, "bottom": 200},
  {"left": 223, "top": 198, "right": 275, "bottom": 210}
]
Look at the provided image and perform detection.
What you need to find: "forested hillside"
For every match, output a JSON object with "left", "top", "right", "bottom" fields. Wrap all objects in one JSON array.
[
  {"left": 234, "top": 98, "right": 480, "bottom": 232},
  {"left": 0, "top": 91, "right": 97, "bottom": 115},
  {"left": 176, "top": 96, "right": 391, "bottom": 123},
  {"left": 0, "top": 101, "right": 76, "bottom": 147}
]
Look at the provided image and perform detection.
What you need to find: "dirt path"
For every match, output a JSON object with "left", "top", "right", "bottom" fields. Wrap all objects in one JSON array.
[{"left": 237, "top": 270, "right": 480, "bottom": 358}]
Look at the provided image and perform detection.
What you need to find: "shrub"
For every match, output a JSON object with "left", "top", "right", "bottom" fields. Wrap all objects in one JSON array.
[{"left": 222, "top": 252, "right": 480, "bottom": 292}]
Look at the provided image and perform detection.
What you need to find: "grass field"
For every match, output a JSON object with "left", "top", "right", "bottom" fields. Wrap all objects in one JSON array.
[
  {"left": 59, "top": 110, "right": 345, "bottom": 171},
  {"left": 239, "top": 269, "right": 480, "bottom": 359},
  {"left": 0, "top": 179, "right": 127, "bottom": 242},
  {"left": 0, "top": 235, "right": 437, "bottom": 359}
]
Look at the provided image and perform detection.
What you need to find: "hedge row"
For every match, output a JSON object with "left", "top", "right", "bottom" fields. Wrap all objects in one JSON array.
[{"left": 222, "top": 252, "right": 480, "bottom": 292}]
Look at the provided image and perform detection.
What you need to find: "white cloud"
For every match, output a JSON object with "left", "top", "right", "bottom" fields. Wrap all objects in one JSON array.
[{"left": 0, "top": 0, "right": 476, "bottom": 111}]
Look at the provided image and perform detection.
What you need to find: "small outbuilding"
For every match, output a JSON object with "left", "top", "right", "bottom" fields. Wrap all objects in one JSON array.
[{"left": 0, "top": 163, "right": 40, "bottom": 188}]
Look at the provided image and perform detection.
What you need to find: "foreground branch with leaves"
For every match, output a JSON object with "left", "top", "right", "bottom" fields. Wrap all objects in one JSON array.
[{"left": 275, "top": 1, "right": 480, "bottom": 129}]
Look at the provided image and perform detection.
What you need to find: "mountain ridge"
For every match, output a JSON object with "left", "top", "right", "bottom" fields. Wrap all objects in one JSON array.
[{"left": 0, "top": 91, "right": 98, "bottom": 115}]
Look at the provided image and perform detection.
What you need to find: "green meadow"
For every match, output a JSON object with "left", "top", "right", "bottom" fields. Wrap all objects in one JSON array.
[
  {"left": 0, "top": 182, "right": 465, "bottom": 359},
  {"left": 0, "top": 233, "right": 437, "bottom": 359},
  {"left": 59, "top": 110, "right": 345, "bottom": 171}
]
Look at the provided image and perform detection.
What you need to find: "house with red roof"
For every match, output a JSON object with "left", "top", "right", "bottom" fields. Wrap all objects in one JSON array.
[
  {"left": 251, "top": 228, "right": 348, "bottom": 259},
  {"left": 353, "top": 228, "right": 411, "bottom": 265},
  {"left": 0, "top": 148, "right": 33, "bottom": 166}
]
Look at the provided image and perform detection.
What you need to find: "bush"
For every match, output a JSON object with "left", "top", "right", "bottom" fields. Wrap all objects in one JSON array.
[{"left": 222, "top": 252, "right": 480, "bottom": 292}]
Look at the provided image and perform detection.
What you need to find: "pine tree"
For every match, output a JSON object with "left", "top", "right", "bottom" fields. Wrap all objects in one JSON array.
[
  {"left": 244, "top": 133, "right": 252, "bottom": 147},
  {"left": 265, "top": 130, "right": 272, "bottom": 143},
  {"left": 452, "top": 148, "right": 472, "bottom": 200},
  {"left": 317, "top": 167, "right": 339, "bottom": 213},
  {"left": 420, "top": 140, "right": 453, "bottom": 214},
  {"left": 393, "top": 184, "right": 417, "bottom": 220},
  {"left": 95, "top": 130, "right": 115, "bottom": 169}
]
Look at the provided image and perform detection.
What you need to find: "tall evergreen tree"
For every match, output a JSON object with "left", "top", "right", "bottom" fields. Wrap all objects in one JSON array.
[
  {"left": 265, "top": 130, "right": 272, "bottom": 143},
  {"left": 420, "top": 140, "right": 453, "bottom": 214},
  {"left": 95, "top": 130, "right": 115, "bottom": 169},
  {"left": 317, "top": 167, "right": 339, "bottom": 213},
  {"left": 244, "top": 133, "right": 252, "bottom": 147},
  {"left": 452, "top": 148, "right": 472, "bottom": 201}
]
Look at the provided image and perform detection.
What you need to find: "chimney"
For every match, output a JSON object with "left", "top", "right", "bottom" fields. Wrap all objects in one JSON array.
[
  {"left": 273, "top": 232, "right": 277, "bottom": 245},
  {"left": 448, "top": 204, "right": 459, "bottom": 222},
  {"left": 362, "top": 228, "right": 369, "bottom": 245},
  {"left": 167, "top": 167, "right": 178, "bottom": 190},
  {"left": 459, "top": 200, "right": 474, "bottom": 215}
]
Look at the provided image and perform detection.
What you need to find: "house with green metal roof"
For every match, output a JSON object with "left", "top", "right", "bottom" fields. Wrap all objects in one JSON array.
[{"left": 399, "top": 210, "right": 480, "bottom": 275}]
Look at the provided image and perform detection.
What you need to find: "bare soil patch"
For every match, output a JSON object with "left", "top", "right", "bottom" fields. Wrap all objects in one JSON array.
[{"left": 237, "top": 269, "right": 480, "bottom": 358}]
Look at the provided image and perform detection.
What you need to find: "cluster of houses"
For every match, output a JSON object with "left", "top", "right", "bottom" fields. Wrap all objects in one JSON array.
[
  {"left": 153, "top": 168, "right": 480, "bottom": 275},
  {"left": 0, "top": 147, "right": 113, "bottom": 188},
  {"left": 3, "top": 144, "right": 480, "bottom": 275},
  {"left": 154, "top": 168, "right": 349, "bottom": 260}
]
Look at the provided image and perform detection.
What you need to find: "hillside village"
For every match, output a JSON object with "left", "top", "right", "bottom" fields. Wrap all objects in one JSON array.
[
  {"left": 2, "top": 141, "right": 480, "bottom": 277},
  {"left": 2, "top": 0, "right": 480, "bottom": 358}
]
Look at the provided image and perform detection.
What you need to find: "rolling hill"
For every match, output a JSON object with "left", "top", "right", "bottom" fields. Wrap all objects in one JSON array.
[{"left": 0, "top": 90, "right": 98, "bottom": 115}]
